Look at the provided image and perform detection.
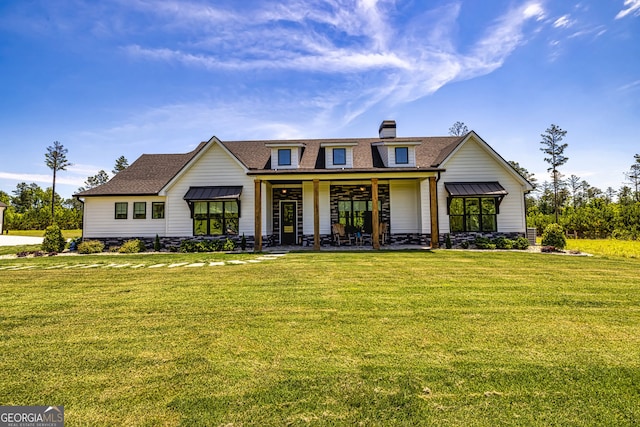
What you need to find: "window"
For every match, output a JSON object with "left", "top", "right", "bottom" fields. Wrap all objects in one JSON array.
[
  {"left": 449, "top": 197, "right": 497, "bottom": 232},
  {"left": 152, "top": 202, "right": 165, "bottom": 219},
  {"left": 333, "top": 148, "right": 346, "bottom": 165},
  {"left": 338, "top": 199, "right": 381, "bottom": 233},
  {"left": 395, "top": 147, "right": 409, "bottom": 164},
  {"left": 193, "top": 200, "right": 239, "bottom": 236},
  {"left": 278, "top": 149, "right": 291, "bottom": 166},
  {"left": 133, "top": 202, "right": 146, "bottom": 219},
  {"left": 115, "top": 202, "right": 128, "bottom": 219}
]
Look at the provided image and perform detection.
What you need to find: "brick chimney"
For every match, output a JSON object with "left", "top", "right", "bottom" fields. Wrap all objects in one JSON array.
[{"left": 378, "top": 120, "right": 396, "bottom": 139}]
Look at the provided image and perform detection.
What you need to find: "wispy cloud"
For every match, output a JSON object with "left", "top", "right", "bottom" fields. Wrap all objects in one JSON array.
[
  {"left": 616, "top": 0, "right": 640, "bottom": 19},
  {"left": 0, "top": 171, "right": 83, "bottom": 187},
  {"left": 618, "top": 79, "right": 640, "bottom": 91},
  {"left": 553, "top": 15, "right": 573, "bottom": 28}
]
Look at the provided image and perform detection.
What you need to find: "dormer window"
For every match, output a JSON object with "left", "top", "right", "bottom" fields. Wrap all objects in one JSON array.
[
  {"left": 395, "top": 147, "right": 409, "bottom": 164},
  {"left": 266, "top": 143, "right": 305, "bottom": 170},
  {"left": 278, "top": 149, "right": 291, "bottom": 166},
  {"left": 373, "top": 140, "right": 421, "bottom": 167},
  {"left": 321, "top": 142, "right": 358, "bottom": 169}
]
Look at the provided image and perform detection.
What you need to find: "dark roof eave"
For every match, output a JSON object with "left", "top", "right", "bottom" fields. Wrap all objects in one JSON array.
[
  {"left": 247, "top": 167, "right": 444, "bottom": 175},
  {"left": 74, "top": 192, "right": 161, "bottom": 198}
]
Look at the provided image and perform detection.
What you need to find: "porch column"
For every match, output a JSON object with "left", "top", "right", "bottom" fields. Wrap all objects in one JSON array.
[
  {"left": 372, "top": 178, "right": 380, "bottom": 250},
  {"left": 429, "top": 176, "right": 439, "bottom": 249},
  {"left": 254, "top": 179, "right": 262, "bottom": 252},
  {"left": 313, "top": 179, "right": 320, "bottom": 250}
]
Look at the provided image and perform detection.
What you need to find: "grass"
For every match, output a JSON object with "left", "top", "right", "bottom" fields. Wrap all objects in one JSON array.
[
  {"left": 566, "top": 238, "right": 640, "bottom": 259},
  {"left": 1, "top": 251, "right": 639, "bottom": 426},
  {"left": 4, "top": 229, "right": 82, "bottom": 239}
]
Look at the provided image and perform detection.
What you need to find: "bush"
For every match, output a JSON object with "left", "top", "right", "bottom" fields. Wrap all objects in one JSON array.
[
  {"left": 119, "top": 239, "right": 146, "bottom": 253},
  {"left": 493, "top": 237, "right": 513, "bottom": 250},
  {"left": 67, "top": 237, "right": 82, "bottom": 251},
  {"left": 77, "top": 240, "right": 105, "bottom": 254},
  {"left": 474, "top": 236, "right": 496, "bottom": 250},
  {"left": 541, "top": 223, "right": 566, "bottom": 249},
  {"left": 445, "top": 234, "right": 452, "bottom": 249},
  {"left": 154, "top": 234, "right": 162, "bottom": 251},
  {"left": 179, "top": 238, "right": 236, "bottom": 253},
  {"left": 513, "top": 236, "right": 530, "bottom": 250},
  {"left": 41, "top": 225, "right": 66, "bottom": 253}
]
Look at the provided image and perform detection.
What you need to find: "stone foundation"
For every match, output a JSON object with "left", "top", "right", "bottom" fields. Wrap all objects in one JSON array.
[{"left": 440, "top": 232, "right": 525, "bottom": 248}]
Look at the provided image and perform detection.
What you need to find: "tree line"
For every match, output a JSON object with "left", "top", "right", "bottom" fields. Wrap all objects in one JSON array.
[
  {"left": 0, "top": 141, "right": 128, "bottom": 231},
  {"left": 450, "top": 122, "right": 640, "bottom": 240}
]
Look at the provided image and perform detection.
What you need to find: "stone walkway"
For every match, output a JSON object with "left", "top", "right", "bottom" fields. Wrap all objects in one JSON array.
[{"left": 0, "top": 253, "right": 287, "bottom": 271}]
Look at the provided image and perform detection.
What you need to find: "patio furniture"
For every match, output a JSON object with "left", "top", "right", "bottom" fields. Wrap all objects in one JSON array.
[{"left": 332, "top": 223, "right": 352, "bottom": 246}]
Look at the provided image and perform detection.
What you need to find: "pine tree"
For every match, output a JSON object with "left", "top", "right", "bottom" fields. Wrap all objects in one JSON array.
[{"left": 539, "top": 124, "right": 568, "bottom": 223}]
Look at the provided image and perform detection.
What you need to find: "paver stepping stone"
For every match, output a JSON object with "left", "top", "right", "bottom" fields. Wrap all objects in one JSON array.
[
  {"left": 227, "top": 260, "right": 246, "bottom": 264},
  {"left": 209, "top": 261, "right": 225, "bottom": 266},
  {"left": 131, "top": 264, "right": 146, "bottom": 269},
  {"left": 81, "top": 264, "right": 103, "bottom": 269},
  {"left": 248, "top": 259, "right": 262, "bottom": 263},
  {"left": 9, "top": 265, "right": 36, "bottom": 270},
  {"left": 186, "top": 262, "right": 205, "bottom": 268},
  {"left": 148, "top": 264, "right": 166, "bottom": 268},
  {"left": 168, "top": 262, "right": 189, "bottom": 268},
  {"left": 66, "top": 264, "right": 87, "bottom": 269},
  {"left": 44, "top": 264, "right": 66, "bottom": 270},
  {"left": 112, "top": 263, "right": 131, "bottom": 268}
]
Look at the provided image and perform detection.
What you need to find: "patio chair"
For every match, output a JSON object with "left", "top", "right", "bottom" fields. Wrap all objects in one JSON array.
[
  {"left": 379, "top": 222, "right": 388, "bottom": 245},
  {"left": 332, "top": 223, "right": 352, "bottom": 246}
]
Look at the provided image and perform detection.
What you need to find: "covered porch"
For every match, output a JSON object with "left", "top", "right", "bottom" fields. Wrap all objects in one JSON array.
[{"left": 251, "top": 173, "right": 441, "bottom": 251}]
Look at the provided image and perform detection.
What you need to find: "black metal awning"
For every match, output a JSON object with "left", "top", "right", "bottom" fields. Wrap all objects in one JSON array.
[
  {"left": 183, "top": 186, "right": 243, "bottom": 201},
  {"left": 444, "top": 182, "right": 508, "bottom": 197}
]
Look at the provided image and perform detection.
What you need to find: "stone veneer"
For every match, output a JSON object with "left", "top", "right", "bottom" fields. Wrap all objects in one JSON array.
[{"left": 440, "top": 231, "right": 525, "bottom": 248}]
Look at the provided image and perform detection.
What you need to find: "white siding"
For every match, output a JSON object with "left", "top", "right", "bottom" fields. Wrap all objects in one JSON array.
[
  {"left": 164, "top": 143, "right": 255, "bottom": 236},
  {"left": 419, "top": 179, "right": 431, "bottom": 234},
  {"left": 302, "top": 181, "right": 330, "bottom": 235},
  {"left": 390, "top": 180, "right": 420, "bottom": 233},
  {"left": 83, "top": 196, "right": 167, "bottom": 238},
  {"left": 438, "top": 138, "right": 527, "bottom": 233},
  {"left": 325, "top": 147, "right": 354, "bottom": 169}
]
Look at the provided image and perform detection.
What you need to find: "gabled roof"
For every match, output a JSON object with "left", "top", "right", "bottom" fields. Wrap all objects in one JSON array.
[
  {"left": 74, "top": 134, "right": 471, "bottom": 197},
  {"left": 221, "top": 136, "right": 465, "bottom": 172},
  {"left": 74, "top": 142, "right": 207, "bottom": 197}
]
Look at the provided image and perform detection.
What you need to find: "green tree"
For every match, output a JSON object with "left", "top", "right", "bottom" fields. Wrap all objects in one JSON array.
[
  {"left": 448, "top": 121, "right": 469, "bottom": 136},
  {"left": 625, "top": 154, "right": 640, "bottom": 201},
  {"left": 539, "top": 124, "right": 568, "bottom": 223},
  {"left": 77, "top": 170, "right": 110, "bottom": 192},
  {"left": 45, "top": 141, "right": 72, "bottom": 224},
  {"left": 113, "top": 156, "right": 129, "bottom": 175}
]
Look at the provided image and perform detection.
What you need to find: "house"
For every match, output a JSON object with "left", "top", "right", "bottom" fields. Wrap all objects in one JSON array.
[{"left": 75, "top": 120, "right": 533, "bottom": 249}]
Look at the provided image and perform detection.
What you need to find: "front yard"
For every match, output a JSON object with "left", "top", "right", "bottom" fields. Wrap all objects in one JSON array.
[{"left": 1, "top": 251, "right": 639, "bottom": 425}]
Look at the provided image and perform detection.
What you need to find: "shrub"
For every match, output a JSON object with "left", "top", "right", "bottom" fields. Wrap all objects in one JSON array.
[
  {"left": 240, "top": 234, "right": 247, "bottom": 251},
  {"left": 513, "top": 236, "right": 530, "bottom": 250},
  {"left": 493, "top": 237, "right": 513, "bottom": 250},
  {"left": 474, "top": 236, "right": 496, "bottom": 250},
  {"left": 67, "top": 237, "right": 82, "bottom": 251},
  {"left": 41, "top": 224, "right": 66, "bottom": 253},
  {"left": 445, "top": 234, "right": 452, "bottom": 249},
  {"left": 541, "top": 223, "right": 566, "bottom": 249},
  {"left": 154, "top": 234, "right": 162, "bottom": 251},
  {"left": 179, "top": 238, "right": 236, "bottom": 253},
  {"left": 77, "top": 240, "right": 105, "bottom": 254},
  {"left": 119, "top": 239, "right": 146, "bottom": 253}
]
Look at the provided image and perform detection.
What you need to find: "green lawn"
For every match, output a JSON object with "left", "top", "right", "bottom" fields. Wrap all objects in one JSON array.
[
  {"left": 566, "top": 238, "right": 640, "bottom": 259},
  {"left": 1, "top": 251, "right": 639, "bottom": 426}
]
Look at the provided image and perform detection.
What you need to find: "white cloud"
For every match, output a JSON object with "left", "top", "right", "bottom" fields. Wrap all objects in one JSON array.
[
  {"left": 553, "top": 15, "right": 573, "bottom": 28},
  {"left": 616, "top": 0, "right": 640, "bottom": 19}
]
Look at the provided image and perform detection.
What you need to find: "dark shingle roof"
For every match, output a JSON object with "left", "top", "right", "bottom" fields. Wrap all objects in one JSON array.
[
  {"left": 221, "top": 136, "right": 465, "bottom": 172},
  {"left": 75, "top": 135, "right": 467, "bottom": 197},
  {"left": 74, "top": 142, "right": 207, "bottom": 197}
]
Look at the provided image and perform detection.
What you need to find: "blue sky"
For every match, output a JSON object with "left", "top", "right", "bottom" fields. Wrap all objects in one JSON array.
[{"left": 1, "top": 0, "right": 639, "bottom": 200}]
